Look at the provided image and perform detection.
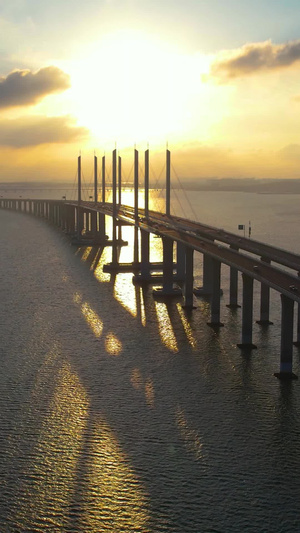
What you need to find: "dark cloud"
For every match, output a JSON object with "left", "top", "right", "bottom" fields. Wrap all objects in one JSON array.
[
  {"left": 0, "top": 66, "right": 70, "bottom": 108},
  {"left": 0, "top": 115, "right": 88, "bottom": 147},
  {"left": 211, "top": 40, "right": 300, "bottom": 80}
]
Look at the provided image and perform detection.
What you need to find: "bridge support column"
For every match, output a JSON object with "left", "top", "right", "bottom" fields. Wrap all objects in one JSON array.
[
  {"left": 182, "top": 246, "right": 196, "bottom": 309},
  {"left": 207, "top": 259, "right": 223, "bottom": 327},
  {"left": 135, "top": 229, "right": 151, "bottom": 280},
  {"left": 133, "top": 226, "right": 139, "bottom": 266},
  {"left": 76, "top": 206, "right": 84, "bottom": 236},
  {"left": 227, "top": 266, "right": 240, "bottom": 308},
  {"left": 111, "top": 218, "right": 119, "bottom": 265},
  {"left": 194, "top": 254, "right": 214, "bottom": 296},
  {"left": 153, "top": 237, "right": 181, "bottom": 297},
  {"left": 227, "top": 246, "right": 240, "bottom": 308},
  {"left": 91, "top": 210, "right": 97, "bottom": 236},
  {"left": 275, "top": 294, "right": 297, "bottom": 379},
  {"left": 237, "top": 273, "right": 257, "bottom": 349},
  {"left": 293, "top": 303, "right": 300, "bottom": 346},
  {"left": 98, "top": 212, "right": 106, "bottom": 241},
  {"left": 176, "top": 241, "right": 186, "bottom": 281},
  {"left": 257, "top": 258, "right": 273, "bottom": 325}
]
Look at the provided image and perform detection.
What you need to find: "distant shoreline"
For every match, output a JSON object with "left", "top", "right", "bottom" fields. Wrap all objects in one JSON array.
[{"left": 1, "top": 178, "right": 300, "bottom": 195}]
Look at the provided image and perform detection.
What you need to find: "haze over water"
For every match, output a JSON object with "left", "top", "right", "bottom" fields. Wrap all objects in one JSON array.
[{"left": 1, "top": 188, "right": 300, "bottom": 532}]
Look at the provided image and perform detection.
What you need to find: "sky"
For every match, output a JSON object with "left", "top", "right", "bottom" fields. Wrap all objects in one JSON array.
[{"left": 1, "top": 0, "right": 300, "bottom": 181}]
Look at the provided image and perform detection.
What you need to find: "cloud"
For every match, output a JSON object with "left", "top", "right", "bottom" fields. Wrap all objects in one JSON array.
[
  {"left": 0, "top": 115, "right": 88, "bottom": 147},
  {"left": 0, "top": 66, "right": 70, "bottom": 108},
  {"left": 211, "top": 40, "right": 300, "bottom": 80}
]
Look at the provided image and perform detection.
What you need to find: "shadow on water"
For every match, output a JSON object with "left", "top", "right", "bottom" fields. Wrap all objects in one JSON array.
[{"left": 1, "top": 210, "right": 300, "bottom": 532}]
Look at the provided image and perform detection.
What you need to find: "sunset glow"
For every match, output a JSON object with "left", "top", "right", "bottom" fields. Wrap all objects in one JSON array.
[{"left": 1, "top": 1, "right": 300, "bottom": 180}]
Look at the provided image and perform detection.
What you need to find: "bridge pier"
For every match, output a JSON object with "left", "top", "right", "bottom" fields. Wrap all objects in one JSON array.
[
  {"left": 237, "top": 273, "right": 257, "bottom": 349},
  {"left": 275, "top": 294, "right": 297, "bottom": 379},
  {"left": 293, "top": 303, "right": 300, "bottom": 346},
  {"left": 257, "top": 258, "right": 273, "bottom": 325},
  {"left": 227, "top": 265, "right": 240, "bottom": 308},
  {"left": 227, "top": 245, "right": 240, "bottom": 308},
  {"left": 132, "top": 229, "right": 151, "bottom": 281},
  {"left": 207, "top": 258, "right": 223, "bottom": 327},
  {"left": 194, "top": 254, "right": 214, "bottom": 296},
  {"left": 153, "top": 236, "right": 181, "bottom": 297},
  {"left": 98, "top": 212, "right": 106, "bottom": 241},
  {"left": 176, "top": 241, "right": 186, "bottom": 281},
  {"left": 76, "top": 206, "right": 84, "bottom": 237},
  {"left": 182, "top": 246, "right": 196, "bottom": 309}
]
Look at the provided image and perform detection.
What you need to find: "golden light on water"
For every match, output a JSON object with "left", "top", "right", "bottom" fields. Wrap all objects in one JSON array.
[
  {"left": 154, "top": 301, "right": 178, "bottom": 352},
  {"left": 81, "top": 301, "right": 104, "bottom": 338},
  {"left": 78, "top": 415, "right": 149, "bottom": 531},
  {"left": 176, "top": 303, "right": 197, "bottom": 348},
  {"left": 113, "top": 274, "right": 146, "bottom": 325},
  {"left": 15, "top": 358, "right": 89, "bottom": 529},
  {"left": 130, "top": 368, "right": 143, "bottom": 390},
  {"left": 80, "top": 246, "right": 93, "bottom": 262},
  {"left": 73, "top": 291, "right": 82, "bottom": 305},
  {"left": 105, "top": 332, "right": 122, "bottom": 356}
]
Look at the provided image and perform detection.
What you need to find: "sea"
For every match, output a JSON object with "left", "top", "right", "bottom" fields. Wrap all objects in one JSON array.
[{"left": 0, "top": 185, "right": 300, "bottom": 532}]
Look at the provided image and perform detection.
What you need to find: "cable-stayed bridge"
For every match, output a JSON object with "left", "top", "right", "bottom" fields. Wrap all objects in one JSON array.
[{"left": 1, "top": 149, "right": 300, "bottom": 380}]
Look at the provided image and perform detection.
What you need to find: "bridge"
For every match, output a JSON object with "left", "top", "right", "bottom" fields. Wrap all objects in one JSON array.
[{"left": 1, "top": 149, "right": 300, "bottom": 380}]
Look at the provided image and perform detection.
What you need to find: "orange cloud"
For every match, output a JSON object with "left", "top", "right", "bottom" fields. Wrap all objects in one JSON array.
[
  {"left": 211, "top": 39, "right": 300, "bottom": 81},
  {"left": 0, "top": 115, "right": 88, "bottom": 147},
  {"left": 0, "top": 66, "right": 70, "bottom": 108}
]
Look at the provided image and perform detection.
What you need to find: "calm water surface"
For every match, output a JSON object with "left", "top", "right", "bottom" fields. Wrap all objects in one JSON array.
[{"left": 0, "top": 190, "right": 300, "bottom": 532}]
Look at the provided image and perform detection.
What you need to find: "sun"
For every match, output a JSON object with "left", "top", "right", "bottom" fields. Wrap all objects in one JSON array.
[{"left": 67, "top": 30, "right": 213, "bottom": 149}]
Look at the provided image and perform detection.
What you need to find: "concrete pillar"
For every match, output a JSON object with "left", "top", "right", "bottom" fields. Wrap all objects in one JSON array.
[
  {"left": 182, "top": 246, "right": 196, "bottom": 309},
  {"left": 293, "top": 303, "right": 300, "bottom": 346},
  {"left": 194, "top": 254, "right": 214, "bottom": 296},
  {"left": 237, "top": 273, "right": 257, "bottom": 349},
  {"left": 99, "top": 212, "right": 106, "bottom": 241},
  {"left": 227, "top": 246, "right": 240, "bottom": 308},
  {"left": 274, "top": 295, "right": 297, "bottom": 379},
  {"left": 70, "top": 206, "right": 76, "bottom": 234},
  {"left": 257, "top": 258, "right": 273, "bottom": 325},
  {"left": 112, "top": 218, "right": 118, "bottom": 265},
  {"left": 77, "top": 206, "right": 84, "bottom": 236},
  {"left": 162, "top": 237, "right": 174, "bottom": 293},
  {"left": 153, "top": 237, "right": 181, "bottom": 297},
  {"left": 227, "top": 266, "right": 240, "bottom": 308},
  {"left": 207, "top": 258, "right": 223, "bottom": 327},
  {"left": 176, "top": 241, "right": 186, "bottom": 281},
  {"left": 133, "top": 226, "right": 139, "bottom": 265},
  {"left": 140, "top": 229, "right": 150, "bottom": 279},
  {"left": 91, "top": 211, "right": 97, "bottom": 236},
  {"left": 293, "top": 272, "right": 300, "bottom": 346}
]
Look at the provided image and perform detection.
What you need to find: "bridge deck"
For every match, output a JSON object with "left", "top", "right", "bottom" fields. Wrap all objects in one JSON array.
[{"left": 67, "top": 200, "right": 300, "bottom": 303}]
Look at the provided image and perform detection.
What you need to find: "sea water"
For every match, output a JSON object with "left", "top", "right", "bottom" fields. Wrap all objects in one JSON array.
[{"left": 0, "top": 188, "right": 300, "bottom": 532}]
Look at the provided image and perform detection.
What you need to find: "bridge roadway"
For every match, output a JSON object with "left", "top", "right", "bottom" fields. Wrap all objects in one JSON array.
[{"left": 75, "top": 201, "right": 300, "bottom": 304}]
